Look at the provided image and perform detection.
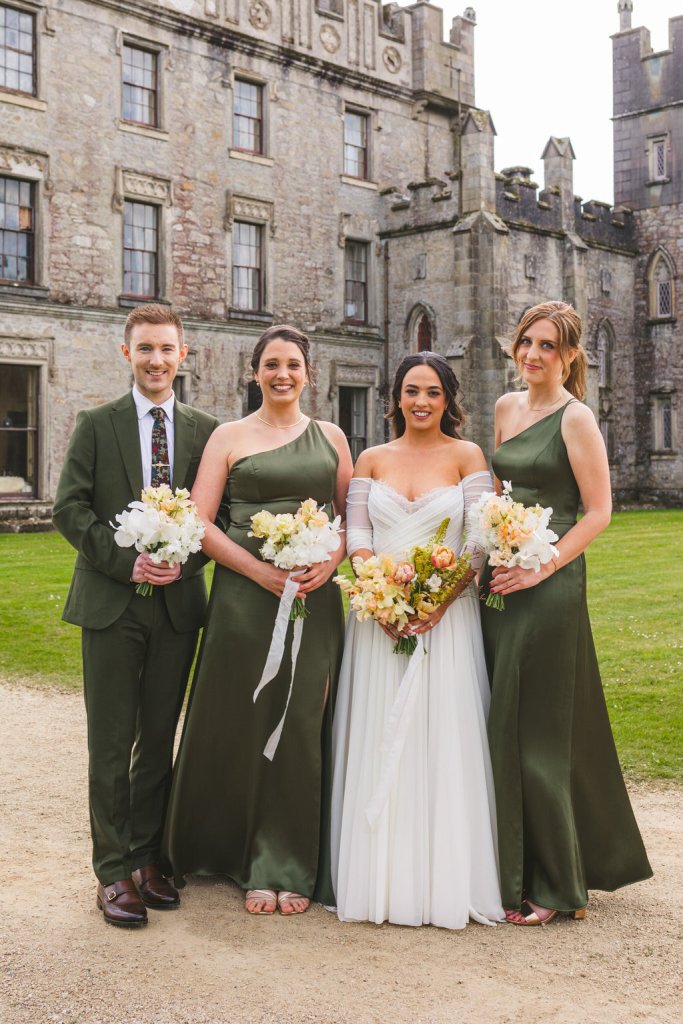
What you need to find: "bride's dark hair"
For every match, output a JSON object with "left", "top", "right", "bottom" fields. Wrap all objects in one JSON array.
[{"left": 386, "top": 352, "right": 464, "bottom": 439}]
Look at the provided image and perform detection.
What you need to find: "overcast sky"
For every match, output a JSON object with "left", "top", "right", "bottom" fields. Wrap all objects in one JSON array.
[{"left": 437, "top": 0, "right": 681, "bottom": 204}]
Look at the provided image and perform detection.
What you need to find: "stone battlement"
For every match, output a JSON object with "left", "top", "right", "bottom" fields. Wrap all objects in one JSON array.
[
  {"left": 145, "top": 1, "right": 475, "bottom": 103},
  {"left": 495, "top": 168, "right": 636, "bottom": 249},
  {"left": 613, "top": 12, "right": 683, "bottom": 117}
]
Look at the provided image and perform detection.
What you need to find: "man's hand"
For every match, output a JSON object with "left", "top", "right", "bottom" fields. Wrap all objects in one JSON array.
[{"left": 131, "top": 553, "right": 181, "bottom": 586}]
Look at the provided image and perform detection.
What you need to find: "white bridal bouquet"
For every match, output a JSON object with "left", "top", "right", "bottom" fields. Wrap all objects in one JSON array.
[
  {"left": 249, "top": 498, "right": 342, "bottom": 761},
  {"left": 467, "top": 480, "right": 559, "bottom": 610},
  {"left": 111, "top": 484, "right": 205, "bottom": 596}
]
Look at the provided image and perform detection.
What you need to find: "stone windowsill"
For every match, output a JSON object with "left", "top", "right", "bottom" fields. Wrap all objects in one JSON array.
[
  {"left": 341, "top": 175, "right": 379, "bottom": 191},
  {"left": 650, "top": 451, "right": 677, "bottom": 460},
  {"left": 646, "top": 178, "right": 671, "bottom": 187},
  {"left": 119, "top": 121, "right": 169, "bottom": 142},
  {"left": 0, "top": 90, "right": 46, "bottom": 112},
  {"left": 646, "top": 316, "right": 677, "bottom": 326},
  {"left": 0, "top": 282, "right": 49, "bottom": 300},
  {"left": 228, "top": 308, "right": 274, "bottom": 324},
  {"left": 340, "top": 322, "right": 380, "bottom": 338},
  {"left": 118, "top": 295, "right": 171, "bottom": 308},
  {"left": 229, "top": 149, "right": 274, "bottom": 167}
]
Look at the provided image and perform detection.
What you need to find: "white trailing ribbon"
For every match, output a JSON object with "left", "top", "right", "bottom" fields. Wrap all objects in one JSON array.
[
  {"left": 253, "top": 572, "right": 304, "bottom": 761},
  {"left": 365, "top": 635, "right": 428, "bottom": 827}
]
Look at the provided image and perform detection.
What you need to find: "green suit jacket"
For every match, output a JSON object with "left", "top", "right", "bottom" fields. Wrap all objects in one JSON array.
[{"left": 53, "top": 392, "right": 220, "bottom": 632}]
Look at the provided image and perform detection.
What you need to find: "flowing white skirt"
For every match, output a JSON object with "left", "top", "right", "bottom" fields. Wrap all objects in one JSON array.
[{"left": 331, "top": 587, "right": 504, "bottom": 929}]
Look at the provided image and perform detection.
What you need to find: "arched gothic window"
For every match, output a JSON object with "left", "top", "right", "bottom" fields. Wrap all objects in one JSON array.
[
  {"left": 417, "top": 314, "right": 432, "bottom": 352},
  {"left": 649, "top": 250, "right": 676, "bottom": 319}
]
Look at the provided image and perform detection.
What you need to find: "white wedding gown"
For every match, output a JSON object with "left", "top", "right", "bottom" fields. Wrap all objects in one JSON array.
[{"left": 331, "top": 474, "right": 504, "bottom": 929}]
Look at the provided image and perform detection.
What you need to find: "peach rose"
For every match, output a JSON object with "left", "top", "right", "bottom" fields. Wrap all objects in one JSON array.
[{"left": 431, "top": 545, "right": 455, "bottom": 570}]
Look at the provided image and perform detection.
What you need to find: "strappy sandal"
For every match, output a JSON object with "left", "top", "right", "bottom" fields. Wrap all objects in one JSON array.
[
  {"left": 277, "top": 891, "right": 310, "bottom": 915},
  {"left": 245, "top": 889, "right": 277, "bottom": 915},
  {"left": 507, "top": 901, "right": 587, "bottom": 926}
]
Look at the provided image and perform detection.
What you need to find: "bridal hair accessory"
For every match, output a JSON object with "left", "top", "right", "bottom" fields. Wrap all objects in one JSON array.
[
  {"left": 111, "top": 485, "right": 205, "bottom": 596},
  {"left": 249, "top": 499, "right": 342, "bottom": 759}
]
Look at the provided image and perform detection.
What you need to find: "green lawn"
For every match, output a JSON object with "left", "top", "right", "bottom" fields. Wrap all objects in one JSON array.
[{"left": 0, "top": 510, "right": 681, "bottom": 780}]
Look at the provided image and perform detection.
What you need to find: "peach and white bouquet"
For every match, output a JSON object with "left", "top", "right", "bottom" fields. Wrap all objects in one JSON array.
[
  {"left": 249, "top": 498, "right": 342, "bottom": 761},
  {"left": 249, "top": 498, "right": 342, "bottom": 620},
  {"left": 111, "top": 484, "right": 205, "bottom": 596},
  {"left": 336, "top": 518, "right": 473, "bottom": 655},
  {"left": 467, "top": 480, "right": 559, "bottom": 610}
]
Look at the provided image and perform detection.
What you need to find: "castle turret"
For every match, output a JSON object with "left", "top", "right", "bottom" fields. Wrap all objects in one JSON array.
[
  {"left": 542, "top": 136, "right": 576, "bottom": 232},
  {"left": 460, "top": 110, "right": 497, "bottom": 213}
]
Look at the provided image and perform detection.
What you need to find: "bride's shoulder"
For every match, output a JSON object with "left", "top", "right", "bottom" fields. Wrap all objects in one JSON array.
[
  {"left": 353, "top": 443, "right": 388, "bottom": 477},
  {"left": 451, "top": 437, "right": 488, "bottom": 475}
]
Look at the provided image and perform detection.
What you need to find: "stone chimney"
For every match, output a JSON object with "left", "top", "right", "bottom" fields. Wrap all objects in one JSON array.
[
  {"left": 542, "top": 137, "right": 576, "bottom": 232},
  {"left": 618, "top": 1, "right": 633, "bottom": 32}
]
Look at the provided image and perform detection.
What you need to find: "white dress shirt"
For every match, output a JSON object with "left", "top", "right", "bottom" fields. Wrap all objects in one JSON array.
[{"left": 132, "top": 386, "right": 176, "bottom": 488}]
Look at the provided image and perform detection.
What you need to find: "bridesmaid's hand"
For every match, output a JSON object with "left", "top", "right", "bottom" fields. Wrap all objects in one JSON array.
[
  {"left": 489, "top": 562, "right": 554, "bottom": 597},
  {"left": 293, "top": 560, "right": 338, "bottom": 595},
  {"left": 254, "top": 562, "right": 296, "bottom": 598}
]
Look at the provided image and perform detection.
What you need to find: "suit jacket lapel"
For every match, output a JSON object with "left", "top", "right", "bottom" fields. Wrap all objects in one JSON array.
[
  {"left": 173, "top": 401, "right": 197, "bottom": 488},
  {"left": 111, "top": 394, "right": 144, "bottom": 498}
]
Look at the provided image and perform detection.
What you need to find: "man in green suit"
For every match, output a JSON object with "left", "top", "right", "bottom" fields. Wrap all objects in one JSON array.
[{"left": 53, "top": 304, "right": 220, "bottom": 927}]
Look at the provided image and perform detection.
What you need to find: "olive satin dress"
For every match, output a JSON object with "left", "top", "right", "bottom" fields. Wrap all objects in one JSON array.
[
  {"left": 162, "top": 421, "right": 344, "bottom": 904},
  {"left": 481, "top": 404, "right": 652, "bottom": 912}
]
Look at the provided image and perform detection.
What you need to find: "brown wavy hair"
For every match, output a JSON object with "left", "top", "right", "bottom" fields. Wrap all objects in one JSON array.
[
  {"left": 511, "top": 301, "right": 587, "bottom": 400},
  {"left": 250, "top": 324, "right": 317, "bottom": 384},
  {"left": 386, "top": 352, "right": 464, "bottom": 439}
]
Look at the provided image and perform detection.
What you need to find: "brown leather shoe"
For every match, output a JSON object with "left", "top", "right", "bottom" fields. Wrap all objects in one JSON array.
[
  {"left": 96, "top": 879, "right": 148, "bottom": 927},
  {"left": 132, "top": 864, "right": 180, "bottom": 910}
]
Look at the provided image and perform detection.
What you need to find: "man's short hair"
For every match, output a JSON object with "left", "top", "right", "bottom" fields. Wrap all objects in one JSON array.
[{"left": 124, "top": 304, "right": 184, "bottom": 346}]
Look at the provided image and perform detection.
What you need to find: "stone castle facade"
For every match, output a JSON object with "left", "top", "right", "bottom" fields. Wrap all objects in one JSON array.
[{"left": 0, "top": 0, "right": 680, "bottom": 527}]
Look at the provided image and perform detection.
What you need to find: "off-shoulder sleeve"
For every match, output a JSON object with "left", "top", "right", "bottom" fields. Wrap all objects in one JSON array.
[
  {"left": 345, "top": 477, "right": 373, "bottom": 557},
  {"left": 459, "top": 470, "right": 494, "bottom": 571}
]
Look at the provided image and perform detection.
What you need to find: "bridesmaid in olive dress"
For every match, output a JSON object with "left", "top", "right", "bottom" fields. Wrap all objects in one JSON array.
[
  {"left": 163, "top": 326, "right": 352, "bottom": 915},
  {"left": 481, "top": 301, "right": 652, "bottom": 926}
]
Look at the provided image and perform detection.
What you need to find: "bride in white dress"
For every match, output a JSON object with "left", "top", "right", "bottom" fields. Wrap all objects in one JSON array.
[{"left": 331, "top": 353, "right": 504, "bottom": 929}]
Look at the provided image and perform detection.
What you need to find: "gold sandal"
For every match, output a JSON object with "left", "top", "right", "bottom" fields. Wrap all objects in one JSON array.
[
  {"left": 277, "top": 890, "right": 310, "bottom": 915},
  {"left": 245, "top": 889, "right": 277, "bottom": 915}
]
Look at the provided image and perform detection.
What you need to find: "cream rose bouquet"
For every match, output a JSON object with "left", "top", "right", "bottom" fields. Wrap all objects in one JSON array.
[
  {"left": 249, "top": 498, "right": 342, "bottom": 619},
  {"left": 111, "top": 484, "right": 205, "bottom": 596},
  {"left": 467, "top": 480, "right": 559, "bottom": 610},
  {"left": 248, "top": 498, "right": 342, "bottom": 761}
]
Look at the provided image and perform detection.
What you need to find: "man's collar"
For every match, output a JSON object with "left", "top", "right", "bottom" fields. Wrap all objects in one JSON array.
[{"left": 132, "top": 385, "right": 175, "bottom": 422}]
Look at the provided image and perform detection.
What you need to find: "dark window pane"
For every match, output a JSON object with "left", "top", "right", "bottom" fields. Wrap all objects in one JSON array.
[
  {"left": 0, "top": 174, "right": 34, "bottom": 282},
  {"left": 0, "top": 363, "right": 38, "bottom": 497},
  {"left": 122, "top": 44, "right": 158, "bottom": 127},
  {"left": 343, "top": 111, "right": 368, "bottom": 179},
  {"left": 344, "top": 241, "right": 368, "bottom": 323},
  {"left": 0, "top": 5, "right": 35, "bottom": 96},
  {"left": 233, "top": 79, "right": 263, "bottom": 153},
  {"left": 232, "top": 221, "right": 262, "bottom": 310},
  {"left": 123, "top": 200, "right": 158, "bottom": 297}
]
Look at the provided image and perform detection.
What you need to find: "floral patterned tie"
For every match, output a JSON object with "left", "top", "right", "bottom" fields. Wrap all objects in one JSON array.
[{"left": 150, "top": 407, "right": 171, "bottom": 487}]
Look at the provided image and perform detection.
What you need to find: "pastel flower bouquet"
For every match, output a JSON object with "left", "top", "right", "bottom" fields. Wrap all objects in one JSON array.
[
  {"left": 248, "top": 498, "right": 342, "bottom": 619},
  {"left": 335, "top": 518, "right": 474, "bottom": 655},
  {"left": 111, "top": 484, "right": 205, "bottom": 596},
  {"left": 248, "top": 498, "right": 342, "bottom": 761},
  {"left": 467, "top": 480, "right": 559, "bottom": 610}
]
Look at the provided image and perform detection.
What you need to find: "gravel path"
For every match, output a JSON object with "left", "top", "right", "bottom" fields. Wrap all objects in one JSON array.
[{"left": 1, "top": 680, "right": 681, "bottom": 1024}]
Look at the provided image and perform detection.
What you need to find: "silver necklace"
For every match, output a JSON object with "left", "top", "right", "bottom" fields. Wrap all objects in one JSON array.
[{"left": 255, "top": 411, "right": 306, "bottom": 430}]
